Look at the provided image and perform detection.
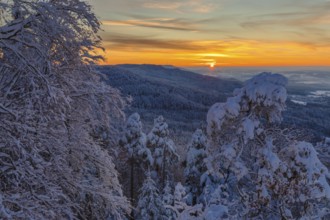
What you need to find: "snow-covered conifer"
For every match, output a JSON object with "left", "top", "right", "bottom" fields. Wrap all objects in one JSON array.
[
  {"left": 135, "top": 171, "right": 166, "bottom": 220},
  {"left": 121, "top": 113, "right": 153, "bottom": 165},
  {"left": 162, "top": 181, "right": 176, "bottom": 219},
  {"left": 184, "top": 129, "right": 208, "bottom": 205},
  {"left": 120, "top": 113, "right": 153, "bottom": 205},
  {"left": 203, "top": 185, "right": 231, "bottom": 220},
  {"left": 147, "top": 116, "right": 179, "bottom": 188},
  {"left": 173, "top": 182, "right": 203, "bottom": 220}
]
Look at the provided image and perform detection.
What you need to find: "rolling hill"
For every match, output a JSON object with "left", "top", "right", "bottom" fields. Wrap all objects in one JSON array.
[{"left": 98, "top": 65, "right": 330, "bottom": 145}]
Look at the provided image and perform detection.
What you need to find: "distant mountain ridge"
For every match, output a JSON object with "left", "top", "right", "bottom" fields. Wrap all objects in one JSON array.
[
  {"left": 112, "top": 64, "right": 240, "bottom": 93},
  {"left": 97, "top": 64, "right": 242, "bottom": 142},
  {"left": 98, "top": 64, "right": 330, "bottom": 144},
  {"left": 98, "top": 64, "right": 242, "bottom": 111}
]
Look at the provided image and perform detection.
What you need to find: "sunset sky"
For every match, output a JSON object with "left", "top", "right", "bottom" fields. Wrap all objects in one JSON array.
[{"left": 88, "top": 0, "right": 330, "bottom": 67}]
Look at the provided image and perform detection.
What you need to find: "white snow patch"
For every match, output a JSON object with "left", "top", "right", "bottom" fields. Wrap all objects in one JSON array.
[
  {"left": 291, "top": 99, "right": 307, "bottom": 106},
  {"left": 204, "top": 204, "right": 228, "bottom": 220},
  {"left": 309, "top": 90, "right": 330, "bottom": 97},
  {"left": 207, "top": 73, "right": 287, "bottom": 135}
]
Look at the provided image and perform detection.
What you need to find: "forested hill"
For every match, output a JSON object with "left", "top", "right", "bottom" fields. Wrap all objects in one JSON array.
[{"left": 98, "top": 65, "right": 241, "bottom": 138}]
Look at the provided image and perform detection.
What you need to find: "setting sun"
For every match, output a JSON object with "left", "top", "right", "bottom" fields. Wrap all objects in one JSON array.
[{"left": 209, "top": 62, "right": 216, "bottom": 68}]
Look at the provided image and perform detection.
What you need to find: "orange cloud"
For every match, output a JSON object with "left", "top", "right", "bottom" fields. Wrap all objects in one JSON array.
[
  {"left": 142, "top": 0, "right": 216, "bottom": 13},
  {"left": 98, "top": 39, "right": 330, "bottom": 67},
  {"left": 102, "top": 18, "right": 197, "bottom": 31}
]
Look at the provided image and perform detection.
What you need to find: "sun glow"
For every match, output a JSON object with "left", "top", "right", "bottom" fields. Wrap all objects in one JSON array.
[
  {"left": 209, "top": 62, "right": 216, "bottom": 68},
  {"left": 100, "top": 39, "right": 330, "bottom": 67}
]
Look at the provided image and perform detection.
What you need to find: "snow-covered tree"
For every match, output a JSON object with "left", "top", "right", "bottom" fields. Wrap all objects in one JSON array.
[
  {"left": 147, "top": 116, "right": 179, "bottom": 188},
  {"left": 184, "top": 129, "right": 208, "bottom": 205},
  {"left": 202, "top": 184, "right": 231, "bottom": 220},
  {"left": 316, "top": 137, "right": 330, "bottom": 170},
  {"left": 205, "top": 73, "right": 330, "bottom": 219},
  {"left": 199, "top": 169, "right": 222, "bottom": 208},
  {"left": 206, "top": 73, "right": 288, "bottom": 188},
  {"left": 277, "top": 141, "right": 330, "bottom": 218},
  {"left": 162, "top": 181, "right": 176, "bottom": 219},
  {"left": 121, "top": 113, "right": 153, "bottom": 165},
  {"left": 0, "top": 0, "right": 129, "bottom": 219},
  {"left": 173, "top": 182, "right": 203, "bottom": 220},
  {"left": 135, "top": 171, "right": 166, "bottom": 220},
  {"left": 119, "top": 113, "right": 153, "bottom": 205}
]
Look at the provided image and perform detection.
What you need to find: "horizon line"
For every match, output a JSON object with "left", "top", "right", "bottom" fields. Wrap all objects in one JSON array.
[{"left": 97, "top": 63, "right": 330, "bottom": 68}]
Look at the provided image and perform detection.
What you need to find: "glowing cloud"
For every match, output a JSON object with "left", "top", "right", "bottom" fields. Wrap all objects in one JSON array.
[{"left": 89, "top": 0, "right": 330, "bottom": 66}]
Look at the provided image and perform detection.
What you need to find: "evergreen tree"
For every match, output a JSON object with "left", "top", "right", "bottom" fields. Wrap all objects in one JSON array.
[
  {"left": 184, "top": 129, "right": 208, "bottom": 205},
  {"left": 203, "top": 185, "right": 231, "bottom": 220},
  {"left": 162, "top": 181, "right": 176, "bottom": 219},
  {"left": 135, "top": 171, "right": 166, "bottom": 220},
  {"left": 147, "top": 116, "right": 179, "bottom": 188},
  {"left": 120, "top": 113, "right": 153, "bottom": 205},
  {"left": 173, "top": 182, "right": 203, "bottom": 220}
]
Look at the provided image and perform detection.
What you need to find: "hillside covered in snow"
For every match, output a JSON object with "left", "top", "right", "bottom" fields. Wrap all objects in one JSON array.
[{"left": 98, "top": 65, "right": 330, "bottom": 143}]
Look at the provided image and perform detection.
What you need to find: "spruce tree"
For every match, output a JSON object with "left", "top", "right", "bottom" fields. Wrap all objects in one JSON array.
[
  {"left": 184, "top": 129, "right": 208, "bottom": 205},
  {"left": 147, "top": 116, "right": 179, "bottom": 188},
  {"left": 120, "top": 113, "right": 153, "bottom": 205},
  {"left": 135, "top": 171, "right": 165, "bottom": 220}
]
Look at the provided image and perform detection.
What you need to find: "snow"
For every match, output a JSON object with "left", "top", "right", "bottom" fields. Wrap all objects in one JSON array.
[
  {"left": 0, "top": 1, "right": 130, "bottom": 218},
  {"left": 225, "top": 97, "right": 241, "bottom": 118},
  {"left": 207, "top": 102, "right": 226, "bottom": 134},
  {"left": 310, "top": 90, "right": 330, "bottom": 97},
  {"left": 291, "top": 99, "right": 307, "bottom": 106},
  {"left": 136, "top": 172, "right": 165, "bottom": 220},
  {"left": 173, "top": 182, "right": 205, "bottom": 219},
  {"left": 123, "top": 113, "right": 153, "bottom": 165},
  {"left": 207, "top": 72, "right": 288, "bottom": 135},
  {"left": 148, "top": 117, "right": 179, "bottom": 165},
  {"left": 147, "top": 115, "right": 179, "bottom": 188},
  {"left": 223, "top": 145, "right": 237, "bottom": 161},
  {"left": 290, "top": 141, "right": 330, "bottom": 200},
  {"left": 204, "top": 204, "right": 228, "bottom": 220},
  {"left": 174, "top": 182, "right": 186, "bottom": 202},
  {"left": 2, "top": 11, "right": 329, "bottom": 218},
  {"left": 243, "top": 72, "right": 287, "bottom": 106},
  {"left": 204, "top": 72, "right": 330, "bottom": 218},
  {"left": 242, "top": 118, "right": 259, "bottom": 141},
  {"left": 185, "top": 129, "right": 207, "bottom": 169}
]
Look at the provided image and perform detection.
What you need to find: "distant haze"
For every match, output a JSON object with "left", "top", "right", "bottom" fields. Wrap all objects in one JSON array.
[{"left": 185, "top": 66, "right": 330, "bottom": 87}]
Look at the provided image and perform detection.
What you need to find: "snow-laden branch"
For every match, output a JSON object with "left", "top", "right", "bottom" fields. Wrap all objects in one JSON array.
[{"left": 0, "top": 1, "right": 129, "bottom": 219}]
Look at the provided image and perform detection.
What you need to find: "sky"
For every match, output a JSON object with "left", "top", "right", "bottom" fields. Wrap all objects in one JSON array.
[{"left": 87, "top": 0, "right": 330, "bottom": 67}]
